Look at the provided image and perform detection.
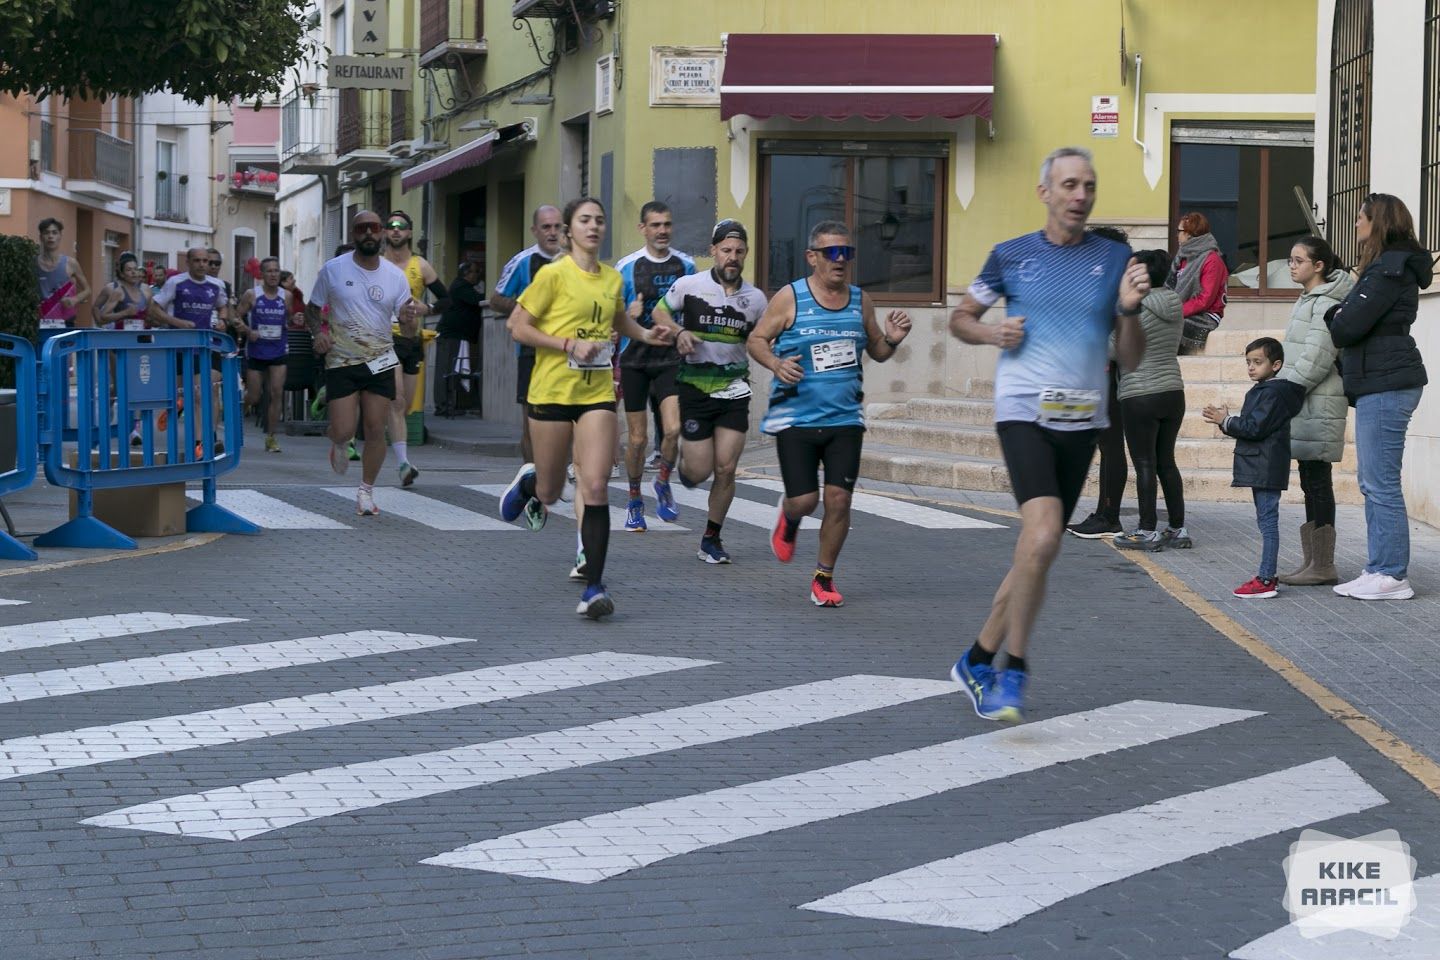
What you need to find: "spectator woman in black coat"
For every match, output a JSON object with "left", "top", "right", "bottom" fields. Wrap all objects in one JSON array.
[{"left": 1325, "top": 193, "right": 1431, "bottom": 601}]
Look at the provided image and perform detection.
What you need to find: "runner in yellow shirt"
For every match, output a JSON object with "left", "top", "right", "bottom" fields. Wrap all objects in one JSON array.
[{"left": 498, "top": 197, "right": 674, "bottom": 619}]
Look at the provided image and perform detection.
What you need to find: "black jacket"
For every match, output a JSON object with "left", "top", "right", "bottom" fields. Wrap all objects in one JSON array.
[
  {"left": 1222, "top": 377, "right": 1305, "bottom": 490},
  {"left": 1325, "top": 248, "right": 1431, "bottom": 399},
  {"left": 436, "top": 274, "right": 484, "bottom": 340}
]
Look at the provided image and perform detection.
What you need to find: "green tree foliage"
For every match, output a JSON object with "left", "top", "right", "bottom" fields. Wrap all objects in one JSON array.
[
  {"left": 0, "top": 0, "right": 321, "bottom": 102},
  {"left": 0, "top": 235, "right": 40, "bottom": 388}
]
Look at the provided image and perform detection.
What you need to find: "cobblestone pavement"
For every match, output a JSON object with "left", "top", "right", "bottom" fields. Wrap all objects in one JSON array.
[{"left": 0, "top": 427, "right": 1436, "bottom": 959}]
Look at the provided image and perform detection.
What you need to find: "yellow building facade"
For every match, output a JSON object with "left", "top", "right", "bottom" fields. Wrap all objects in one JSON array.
[{"left": 366, "top": 0, "right": 1318, "bottom": 418}]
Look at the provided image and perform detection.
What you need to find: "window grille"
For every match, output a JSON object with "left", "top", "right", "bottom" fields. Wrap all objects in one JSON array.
[{"left": 1327, "top": 0, "right": 1373, "bottom": 268}]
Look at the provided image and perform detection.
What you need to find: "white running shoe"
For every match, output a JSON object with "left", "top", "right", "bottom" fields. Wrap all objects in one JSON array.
[
  {"left": 1333, "top": 571, "right": 1379, "bottom": 597},
  {"left": 1347, "top": 574, "right": 1415, "bottom": 601},
  {"left": 329, "top": 443, "right": 350, "bottom": 476},
  {"left": 356, "top": 487, "right": 379, "bottom": 516}
]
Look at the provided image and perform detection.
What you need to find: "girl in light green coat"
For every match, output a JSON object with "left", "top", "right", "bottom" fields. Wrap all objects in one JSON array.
[{"left": 1276, "top": 236, "right": 1353, "bottom": 586}]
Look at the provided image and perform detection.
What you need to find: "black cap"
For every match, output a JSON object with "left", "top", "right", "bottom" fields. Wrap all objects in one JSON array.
[{"left": 711, "top": 219, "right": 748, "bottom": 245}]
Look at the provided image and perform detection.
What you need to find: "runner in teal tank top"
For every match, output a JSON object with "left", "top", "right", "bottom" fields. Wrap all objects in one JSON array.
[{"left": 748, "top": 219, "right": 913, "bottom": 608}]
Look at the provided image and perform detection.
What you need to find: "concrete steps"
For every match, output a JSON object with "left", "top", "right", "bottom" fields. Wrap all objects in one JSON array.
[{"left": 859, "top": 326, "right": 1362, "bottom": 504}]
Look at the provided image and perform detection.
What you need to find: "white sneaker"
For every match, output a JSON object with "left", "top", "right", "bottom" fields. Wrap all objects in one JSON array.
[
  {"left": 356, "top": 487, "right": 379, "bottom": 516},
  {"left": 1348, "top": 574, "right": 1415, "bottom": 601},
  {"left": 1333, "top": 571, "right": 1378, "bottom": 597}
]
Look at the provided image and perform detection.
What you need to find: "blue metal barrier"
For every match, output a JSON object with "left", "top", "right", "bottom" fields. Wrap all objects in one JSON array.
[
  {"left": 0, "top": 335, "right": 38, "bottom": 561},
  {"left": 35, "top": 329, "right": 261, "bottom": 549}
]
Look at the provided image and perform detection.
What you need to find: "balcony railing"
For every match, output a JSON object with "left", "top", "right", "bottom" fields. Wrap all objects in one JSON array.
[
  {"left": 68, "top": 128, "right": 134, "bottom": 190},
  {"left": 337, "top": 89, "right": 391, "bottom": 156},
  {"left": 154, "top": 179, "right": 188, "bottom": 221},
  {"left": 421, "top": 0, "right": 450, "bottom": 54},
  {"left": 281, "top": 88, "right": 337, "bottom": 164}
]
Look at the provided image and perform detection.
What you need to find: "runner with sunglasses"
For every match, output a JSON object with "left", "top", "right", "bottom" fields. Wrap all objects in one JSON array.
[
  {"left": 650, "top": 219, "right": 767, "bottom": 564},
  {"left": 306, "top": 211, "right": 427, "bottom": 516},
  {"left": 382, "top": 210, "right": 447, "bottom": 487},
  {"left": 497, "top": 197, "right": 676, "bottom": 619},
  {"left": 747, "top": 220, "right": 912, "bottom": 607}
]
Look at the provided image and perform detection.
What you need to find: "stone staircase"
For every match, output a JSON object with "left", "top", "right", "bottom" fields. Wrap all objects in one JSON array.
[{"left": 862, "top": 328, "right": 1361, "bottom": 504}]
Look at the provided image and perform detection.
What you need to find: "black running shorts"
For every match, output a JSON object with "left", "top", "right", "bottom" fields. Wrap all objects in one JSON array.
[
  {"left": 529, "top": 401, "right": 617, "bottom": 423},
  {"left": 325, "top": 361, "right": 398, "bottom": 401},
  {"left": 678, "top": 382, "right": 750, "bottom": 441},
  {"left": 775, "top": 425, "right": 864, "bottom": 498},
  {"left": 516, "top": 351, "right": 536, "bottom": 405},
  {"left": 393, "top": 334, "right": 423, "bottom": 375},
  {"left": 996, "top": 420, "right": 1099, "bottom": 523},
  {"left": 620, "top": 363, "right": 678, "bottom": 413}
]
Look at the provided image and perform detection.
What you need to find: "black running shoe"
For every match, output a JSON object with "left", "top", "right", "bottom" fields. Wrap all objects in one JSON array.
[{"left": 1067, "top": 513, "right": 1122, "bottom": 539}]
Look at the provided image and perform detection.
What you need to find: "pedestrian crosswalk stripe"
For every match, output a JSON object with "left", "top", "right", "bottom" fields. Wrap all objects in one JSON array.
[
  {"left": 323, "top": 487, "right": 516, "bottom": 530},
  {"left": 610, "top": 482, "right": 820, "bottom": 530},
  {"left": 801, "top": 757, "right": 1386, "bottom": 932},
  {"left": 422, "top": 699, "right": 1261, "bottom": 882},
  {"left": 0, "top": 652, "right": 713, "bottom": 781},
  {"left": 0, "top": 600, "right": 28, "bottom": 606},
  {"left": 464, "top": 486, "right": 690, "bottom": 532},
  {"left": 189, "top": 490, "right": 351, "bottom": 529},
  {"left": 85, "top": 674, "right": 954, "bottom": 841},
  {"left": 0, "top": 631, "right": 473, "bottom": 706},
  {"left": 1230, "top": 872, "right": 1438, "bottom": 959},
  {"left": 0, "top": 613, "right": 244, "bottom": 655},
  {"left": 740, "top": 478, "right": 1006, "bottom": 530}
]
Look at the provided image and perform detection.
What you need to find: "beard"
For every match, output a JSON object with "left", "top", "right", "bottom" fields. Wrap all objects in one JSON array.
[
  {"left": 386, "top": 235, "right": 409, "bottom": 249},
  {"left": 356, "top": 237, "right": 382, "bottom": 256},
  {"left": 720, "top": 263, "right": 742, "bottom": 283}
]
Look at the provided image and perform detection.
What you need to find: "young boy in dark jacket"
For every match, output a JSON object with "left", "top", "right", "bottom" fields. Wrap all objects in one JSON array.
[{"left": 1202, "top": 337, "right": 1305, "bottom": 598}]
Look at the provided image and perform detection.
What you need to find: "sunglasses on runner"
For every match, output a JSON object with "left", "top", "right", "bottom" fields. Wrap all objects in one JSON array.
[
  {"left": 386, "top": 220, "right": 411, "bottom": 230},
  {"left": 354, "top": 223, "right": 383, "bottom": 235},
  {"left": 808, "top": 245, "right": 856, "bottom": 262}
]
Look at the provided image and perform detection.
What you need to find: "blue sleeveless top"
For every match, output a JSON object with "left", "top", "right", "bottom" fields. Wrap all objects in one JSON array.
[
  {"left": 247, "top": 291, "right": 290, "bottom": 361},
  {"left": 761, "top": 279, "right": 867, "bottom": 434}
]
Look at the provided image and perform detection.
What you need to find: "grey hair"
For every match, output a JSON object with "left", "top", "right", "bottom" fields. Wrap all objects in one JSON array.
[
  {"left": 808, "top": 220, "right": 851, "bottom": 248},
  {"left": 1039, "top": 146, "right": 1094, "bottom": 187}
]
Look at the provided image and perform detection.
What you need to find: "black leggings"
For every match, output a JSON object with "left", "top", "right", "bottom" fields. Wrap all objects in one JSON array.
[
  {"left": 1297, "top": 459, "right": 1336, "bottom": 528},
  {"left": 1096, "top": 364, "right": 1128, "bottom": 522},
  {"left": 1120, "top": 389, "right": 1185, "bottom": 531}
]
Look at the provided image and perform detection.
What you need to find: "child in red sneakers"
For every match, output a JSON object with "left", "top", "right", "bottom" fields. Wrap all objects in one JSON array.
[{"left": 1202, "top": 337, "right": 1305, "bottom": 599}]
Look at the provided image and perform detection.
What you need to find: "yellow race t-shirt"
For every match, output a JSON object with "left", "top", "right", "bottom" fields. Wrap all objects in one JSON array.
[{"left": 517, "top": 255, "right": 623, "bottom": 406}]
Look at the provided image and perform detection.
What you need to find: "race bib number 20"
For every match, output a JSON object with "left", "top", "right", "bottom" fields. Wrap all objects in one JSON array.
[
  {"left": 1038, "top": 387, "right": 1101, "bottom": 424},
  {"left": 810, "top": 339, "right": 858, "bottom": 372}
]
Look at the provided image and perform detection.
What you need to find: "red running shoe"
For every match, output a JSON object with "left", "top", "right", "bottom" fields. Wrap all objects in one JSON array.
[
  {"left": 811, "top": 574, "right": 844, "bottom": 607},
  {"left": 1233, "top": 576, "right": 1279, "bottom": 599},
  {"left": 770, "top": 494, "right": 798, "bottom": 563}
]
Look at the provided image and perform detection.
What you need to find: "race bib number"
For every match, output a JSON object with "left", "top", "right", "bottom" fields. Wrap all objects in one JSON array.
[
  {"left": 39, "top": 317, "right": 66, "bottom": 330},
  {"left": 123, "top": 317, "right": 146, "bottom": 331},
  {"left": 567, "top": 339, "right": 615, "bottom": 371},
  {"left": 258, "top": 324, "right": 283, "bottom": 340},
  {"left": 810, "top": 338, "right": 858, "bottom": 372},
  {"left": 710, "top": 377, "right": 752, "bottom": 400},
  {"left": 365, "top": 349, "right": 400, "bottom": 375},
  {"left": 1038, "top": 387, "right": 1102, "bottom": 424}
]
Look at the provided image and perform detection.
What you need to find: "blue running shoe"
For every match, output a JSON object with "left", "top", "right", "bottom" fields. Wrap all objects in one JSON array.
[
  {"left": 499, "top": 463, "right": 536, "bottom": 522},
  {"left": 983, "top": 668, "right": 1027, "bottom": 724},
  {"left": 653, "top": 478, "right": 679, "bottom": 522},
  {"left": 625, "top": 497, "right": 647, "bottom": 532},
  {"left": 697, "top": 536, "right": 731, "bottom": 564},
  {"left": 950, "top": 655, "right": 997, "bottom": 720},
  {"left": 577, "top": 583, "right": 614, "bottom": 619}
]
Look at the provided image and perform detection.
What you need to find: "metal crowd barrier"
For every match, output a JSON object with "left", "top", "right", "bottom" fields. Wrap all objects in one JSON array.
[
  {"left": 34, "top": 329, "right": 260, "bottom": 550},
  {"left": 0, "top": 335, "right": 38, "bottom": 561}
]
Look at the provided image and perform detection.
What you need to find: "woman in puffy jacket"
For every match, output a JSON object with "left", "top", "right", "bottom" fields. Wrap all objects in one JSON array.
[
  {"left": 1168, "top": 212, "right": 1228, "bottom": 353},
  {"left": 1275, "top": 236, "right": 1353, "bottom": 586},
  {"left": 1325, "top": 194, "right": 1430, "bottom": 601}
]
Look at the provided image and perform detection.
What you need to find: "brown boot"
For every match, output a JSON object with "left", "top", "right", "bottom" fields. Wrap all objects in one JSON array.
[
  {"left": 1287, "top": 524, "right": 1339, "bottom": 585},
  {"left": 1277, "top": 521, "right": 1315, "bottom": 584}
]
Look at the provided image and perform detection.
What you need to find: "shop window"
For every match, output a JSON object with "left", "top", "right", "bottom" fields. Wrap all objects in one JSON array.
[
  {"left": 1170, "top": 126, "right": 1314, "bottom": 296},
  {"left": 758, "top": 139, "right": 945, "bottom": 302}
]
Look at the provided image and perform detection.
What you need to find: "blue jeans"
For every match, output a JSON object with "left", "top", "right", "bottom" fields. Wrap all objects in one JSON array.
[
  {"left": 1355, "top": 387, "right": 1423, "bottom": 579},
  {"left": 1253, "top": 489, "right": 1281, "bottom": 580}
]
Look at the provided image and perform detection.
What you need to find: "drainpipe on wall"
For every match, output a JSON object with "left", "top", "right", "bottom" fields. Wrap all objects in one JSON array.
[
  {"left": 133, "top": 98, "right": 144, "bottom": 257},
  {"left": 1131, "top": 54, "right": 1147, "bottom": 155}
]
